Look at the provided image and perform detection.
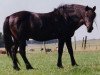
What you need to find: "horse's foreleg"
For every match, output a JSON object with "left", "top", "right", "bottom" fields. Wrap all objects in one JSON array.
[
  {"left": 57, "top": 39, "right": 64, "bottom": 68},
  {"left": 19, "top": 40, "right": 33, "bottom": 70},
  {"left": 66, "top": 37, "right": 78, "bottom": 66}
]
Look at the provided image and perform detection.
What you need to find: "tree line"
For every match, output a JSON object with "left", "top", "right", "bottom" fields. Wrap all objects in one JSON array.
[{"left": 0, "top": 32, "right": 4, "bottom": 47}]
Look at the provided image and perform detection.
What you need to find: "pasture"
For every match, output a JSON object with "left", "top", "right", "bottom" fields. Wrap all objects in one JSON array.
[
  {"left": 0, "top": 45, "right": 100, "bottom": 75},
  {"left": 0, "top": 39, "right": 100, "bottom": 75}
]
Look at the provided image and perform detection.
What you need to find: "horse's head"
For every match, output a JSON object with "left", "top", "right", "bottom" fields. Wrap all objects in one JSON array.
[
  {"left": 54, "top": 5, "right": 96, "bottom": 33},
  {"left": 84, "top": 6, "right": 96, "bottom": 33}
]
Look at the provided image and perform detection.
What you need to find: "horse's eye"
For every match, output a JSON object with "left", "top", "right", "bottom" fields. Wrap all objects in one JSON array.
[
  {"left": 86, "top": 14, "right": 90, "bottom": 17},
  {"left": 85, "top": 12, "right": 89, "bottom": 17}
]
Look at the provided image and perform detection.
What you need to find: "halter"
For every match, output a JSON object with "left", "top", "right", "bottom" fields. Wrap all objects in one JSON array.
[{"left": 94, "top": 20, "right": 99, "bottom": 32}]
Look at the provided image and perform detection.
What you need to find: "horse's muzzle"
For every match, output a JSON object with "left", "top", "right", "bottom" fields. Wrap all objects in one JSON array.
[{"left": 87, "top": 27, "right": 93, "bottom": 33}]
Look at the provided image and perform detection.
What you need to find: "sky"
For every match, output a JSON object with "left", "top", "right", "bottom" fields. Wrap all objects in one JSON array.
[{"left": 0, "top": 0, "right": 100, "bottom": 40}]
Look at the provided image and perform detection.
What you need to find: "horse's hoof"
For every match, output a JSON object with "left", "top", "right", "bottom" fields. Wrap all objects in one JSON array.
[
  {"left": 26, "top": 66, "right": 33, "bottom": 70},
  {"left": 72, "top": 63, "right": 79, "bottom": 66},
  {"left": 57, "top": 64, "right": 64, "bottom": 68},
  {"left": 58, "top": 66, "right": 64, "bottom": 68},
  {"left": 13, "top": 66, "right": 20, "bottom": 71}
]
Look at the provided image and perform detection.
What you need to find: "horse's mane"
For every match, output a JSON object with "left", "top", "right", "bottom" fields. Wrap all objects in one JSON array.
[
  {"left": 53, "top": 4, "right": 94, "bottom": 19},
  {"left": 57, "top": 4, "right": 88, "bottom": 9},
  {"left": 54, "top": 4, "right": 93, "bottom": 13}
]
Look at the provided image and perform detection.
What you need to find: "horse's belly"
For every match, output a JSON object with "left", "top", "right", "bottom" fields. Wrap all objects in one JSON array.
[{"left": 31, "top": 33, "right": 57, "bottom": 41}]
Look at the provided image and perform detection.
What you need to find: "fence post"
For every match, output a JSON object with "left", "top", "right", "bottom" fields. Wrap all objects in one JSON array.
[
  {"left": 74, "top": 36, "right": 76, "bottom": 50},
  {"left": 82, "top": 37, "right": 84, "bottom": 48},
  {"left": 84, "top": 36, "right": 87, "bottom": 49},
  {"left": 43, "top": 41, "right": 47, "bottom": 53}
]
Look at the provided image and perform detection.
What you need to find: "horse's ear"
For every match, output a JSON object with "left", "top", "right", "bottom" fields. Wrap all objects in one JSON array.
[
  {"left": 85, "top": 6, "right": 89, "bottom": 11},
  {"left": 93, "top": 6, "right": 96, "bottom": 11}
]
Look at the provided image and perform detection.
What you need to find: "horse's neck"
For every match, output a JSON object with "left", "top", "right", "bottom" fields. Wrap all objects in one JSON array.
[{"left": 72, "top": 6, "right": 86, "bottom": 30}]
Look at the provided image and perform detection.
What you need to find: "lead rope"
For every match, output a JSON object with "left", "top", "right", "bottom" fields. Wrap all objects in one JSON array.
[
  {"left": 94, "top": 20, "right": 100, "bottom": 35},
  {"left": 94, "top": 20, "right": 100, "bottom": 40},
  {"left": 94, "top": 20, "right": 99, "bottom": 31}
]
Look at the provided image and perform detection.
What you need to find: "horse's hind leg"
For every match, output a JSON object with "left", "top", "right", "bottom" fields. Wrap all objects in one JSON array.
[
  {"left": 19, "top": 40, "right": 33, "bottom": 70},
  {"left": 11, "top": 41, "right": 20, "bottom": 70}
]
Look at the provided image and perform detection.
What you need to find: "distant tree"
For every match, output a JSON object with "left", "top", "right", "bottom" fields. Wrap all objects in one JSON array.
[
  {"left": 0, "top": 32, "right": 4, "bottom": 47},
  {"left": 0, "top": 32, "right": 2, "bottom": 37}
]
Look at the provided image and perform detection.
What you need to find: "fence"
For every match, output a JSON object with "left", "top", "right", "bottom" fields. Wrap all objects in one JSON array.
[{"left": 72, "top": 36, "right": 100, "bottom": 51}]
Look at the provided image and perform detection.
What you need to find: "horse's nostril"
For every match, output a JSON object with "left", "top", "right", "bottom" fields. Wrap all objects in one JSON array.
[
  {"left": 88, "top": 27, "right": 93, "bottom": 33},
  {"left": 90, "top": 27, "right": 93, "bottom": 30},
  {"left": 92, "top": 27, "right": 93, "bottom": 30}
]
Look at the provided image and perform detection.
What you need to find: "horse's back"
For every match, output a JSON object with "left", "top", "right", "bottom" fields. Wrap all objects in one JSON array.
[{"left": 10, "top": 11, "right": 31, "bottom": 17}]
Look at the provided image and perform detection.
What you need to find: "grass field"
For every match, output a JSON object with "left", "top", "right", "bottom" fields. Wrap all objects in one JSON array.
[{"left": 0, "top": 50, "right": 100, "bottom": 75}]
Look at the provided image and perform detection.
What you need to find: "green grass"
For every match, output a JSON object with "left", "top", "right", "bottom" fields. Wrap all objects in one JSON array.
[{"left": 0, "top": 51, "right": 100, "bottom": 75}]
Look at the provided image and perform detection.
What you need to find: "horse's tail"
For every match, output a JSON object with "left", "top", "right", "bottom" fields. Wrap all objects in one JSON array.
[
  {"left": 3, "top": 16, "right": 13, "bottom": 57},
  {"left": 3, "top": 16, "right": 20, "bottom": 66}
]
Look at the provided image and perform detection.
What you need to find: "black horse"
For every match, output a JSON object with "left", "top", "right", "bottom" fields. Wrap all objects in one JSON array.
[{"left": 3, "top": 4, "right": 96, "bottom": 70}]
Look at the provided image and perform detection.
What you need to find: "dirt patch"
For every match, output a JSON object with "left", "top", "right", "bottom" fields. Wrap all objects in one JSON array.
[{"left": 0, "top": 48, "right": 6, "bottom": 54}]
